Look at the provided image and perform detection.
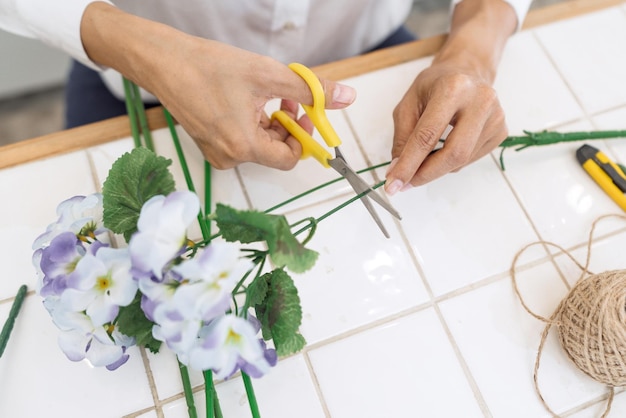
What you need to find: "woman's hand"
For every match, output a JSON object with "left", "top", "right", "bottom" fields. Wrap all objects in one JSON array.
[
  {"left": 385, "top": 0, "right": 518, "bottom": 195},
  {"left": 80, "top": 2, "right": 356, "bottom": 170}
]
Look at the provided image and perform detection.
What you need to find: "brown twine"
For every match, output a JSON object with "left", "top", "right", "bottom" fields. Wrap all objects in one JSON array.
[{"left": 510, "top": 214, "right": 626, "bottom": 418}]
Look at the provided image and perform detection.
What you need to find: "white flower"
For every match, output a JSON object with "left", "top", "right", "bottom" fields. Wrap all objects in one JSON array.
[
  {"left": 171, "top": 242, "right": 253, "bottom": 321},
  {"left": 46, "top": 297, "right": 135, "bottom": 370},
  {"left": 61, "top": 246, "right": 137, "bottom": 326},
  {"left": 147, "top": 242, "right": 254, "bottom": 362},
  {"left": 152, "top": 308, "right": 203, "bottom": 354},
  {"left": 186, "top": 315, "right": 274, "bottom": 379},
  {"left": 129, "top": 191, "right": 199, "bottom": 279},
  {"left": 33, "top": 194, "right": 106, "bottom": 250}
]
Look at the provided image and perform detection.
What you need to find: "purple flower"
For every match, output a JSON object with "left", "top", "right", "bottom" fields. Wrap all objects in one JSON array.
[
  {"left": 171, "top": 242, "right": 252, "bottom": 321},
  {"left": 38, "top": 232, "right": 85, "bottom": 297},
  {"left": 184, "top": 315, "right": 276, "bottom": 379},
  {"left": 32, "top": 194, "right": 107, "bottom": 251}
]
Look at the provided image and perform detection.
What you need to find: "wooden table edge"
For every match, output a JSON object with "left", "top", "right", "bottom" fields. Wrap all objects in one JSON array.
[{"left": 1, "top": 0, "right": 623, "bottom": 170}]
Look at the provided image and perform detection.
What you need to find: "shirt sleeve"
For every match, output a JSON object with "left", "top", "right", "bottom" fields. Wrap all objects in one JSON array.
[
  {"left": 0, "top": 0, "right": 113, "bottom": 69},
  {"left": 450, "top": 0, "right": 532, "bottom": 31}
]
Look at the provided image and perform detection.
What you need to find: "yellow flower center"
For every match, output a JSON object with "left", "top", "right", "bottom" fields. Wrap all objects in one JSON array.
[
  {"left": 226, "top": 329, "right": 241, "bottom": 346},
  {"left": 96, "top": 275, "right": 112, "bottom": 291}
]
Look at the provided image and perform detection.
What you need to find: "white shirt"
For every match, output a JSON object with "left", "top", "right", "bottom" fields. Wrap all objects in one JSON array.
[{"left": 0, "top": 0, "right": 530, "bottom": 101}]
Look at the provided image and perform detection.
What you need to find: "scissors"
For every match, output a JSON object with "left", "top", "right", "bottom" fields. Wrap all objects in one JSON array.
[{"left": 271, "top": 62, "right": 401, "bottom": 238}]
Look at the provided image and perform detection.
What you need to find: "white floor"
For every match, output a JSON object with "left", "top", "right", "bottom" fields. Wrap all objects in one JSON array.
[{"left": 2, "top": 2, "right": 626, "bottom": 418}]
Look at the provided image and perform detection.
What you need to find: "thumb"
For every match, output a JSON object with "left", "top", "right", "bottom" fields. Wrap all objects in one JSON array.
[
  {"left": 320, "top": 78, "right": 357, "bottom": 109},
  {"left": 274, "top": 64, "right": 356, "bottom": 110}
]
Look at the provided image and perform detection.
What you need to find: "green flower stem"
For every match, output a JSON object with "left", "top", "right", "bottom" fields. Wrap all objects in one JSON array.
[
  {"left": 204, "top": 370, "right": 215, "bottom": 418},
  {"left": 500, "top": 129, "right": 626, "bottom": 149},
  {"left": 179, "top": 362, "right": 198, "bottom": 418},
  {"left": 294, "top": 180, "right": 386, "bottom": 237},
  {"left": 213, "top": 390, "right": 223, "bottom": 418},
  {"left": 130, "top": 82, "right": 154, "bottom": 151},
  {"left": 0, "top": 285, "right": 27, "bottom": 358},
  {"left": 203, "top": 370, "right": 223, "bottom": 418},
  {"left": 498, "top": 129, "right": 626, "bottom": 170},
  {"left": 288, "top": 217, "right": 317, "bottom": 246},
  {"left": 122, "top": 78, "right": 142, "bottom": 149},
  {"left": 242, "top": 372, "right": 261, "bottom": 418},
  {"left": 164, "top": 108, "right": 194, "bottom": 191},
  {"left": 233, "top": 257, "right": 263, "bottom": 297},
  {"left": 203, "top": 370, "right": 224, "bottom": 418},
  {"left": 204, "top": 161, "right": 212, "bottom": 237},
  {"left": 263, "top": 161, "right": 390, "bottom": 214},
  {"left": 163, "top": 108, "right": 211, "bottom": 240}
]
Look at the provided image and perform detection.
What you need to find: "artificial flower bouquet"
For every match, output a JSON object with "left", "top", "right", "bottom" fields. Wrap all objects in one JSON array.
[{"left": 32, "top": 145, "right": 319, "bottom": 417}]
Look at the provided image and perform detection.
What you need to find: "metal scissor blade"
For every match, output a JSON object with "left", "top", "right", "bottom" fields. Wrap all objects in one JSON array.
[
  {"left": 329, "top": 157, "right": 394, "bottom": 238},
  {"left": 328, "top": 154, "right": 402, "bottom": 220}
]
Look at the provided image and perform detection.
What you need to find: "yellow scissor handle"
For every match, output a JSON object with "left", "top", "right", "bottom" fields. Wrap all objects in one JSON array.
[
  {"left": 271, "top": 110, "right": 332, "bottom": 167},
  {"left": 269, "top": 63, "right": 343, "bottom": 168},
  {"left": 288, "top": 62, "right": 342, "bottom": 149}
]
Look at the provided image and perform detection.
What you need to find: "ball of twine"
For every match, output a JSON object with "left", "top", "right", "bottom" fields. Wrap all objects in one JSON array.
[
  {"left": 555, "top": 269, "right": 626, "bottom": 386},
  {"left": 511, "top": 214, "right": 626, "bottom": 417}
]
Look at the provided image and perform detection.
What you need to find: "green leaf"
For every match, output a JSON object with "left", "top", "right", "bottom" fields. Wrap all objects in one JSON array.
[
  {"left": 267, "top": 219, "right": 318, "bottom": 274},
  {"left": 116, "top": 291, "right": 161, "bottom": 353},
  {"left": 102, "top": 147, "right": 176, "bottom": 241},
  {"left": 253, "top": 269, "right": 306, "bottom": 356},
  {"left": 214, "top": 204, "right": 318, "bottom": 273},
  {"left": 246, "top": 273, "right": 269, "bottom": 308},
  {"left": 214, "top": 204, "right": 274, "bottom": 244},
  {"left": 274, "top": 332, "right": 306, "bottom": 357}
]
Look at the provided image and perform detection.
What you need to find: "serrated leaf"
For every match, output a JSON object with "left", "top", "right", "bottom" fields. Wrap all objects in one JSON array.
[
  {"left": 267, "top": 220, "right": 318, "bottom": 274},
  {"left": 254, "top": 269, "right": 306, "bottom": 356},
  {"left": 102, "top": 147, "right": 175, "bottom": 241},
  {"left": 214, "top": 204, "right": 274, "bottom": 244},
  {"left": 214, "top": 204, "right": 318, "bottom": 273},
  {"left": 246, "top": 273, "right": 269, "bottom": 308},
  {"left": 274, "top": 332, "right": 306, "bottom": 356},
  {"left": 116, "top": 291, "right": 162, "bottom": 353}
]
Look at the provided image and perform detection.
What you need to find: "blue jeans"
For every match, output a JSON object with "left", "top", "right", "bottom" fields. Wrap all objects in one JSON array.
[{"left": 64, "top": 25, "right": 416, "bottom": 128}]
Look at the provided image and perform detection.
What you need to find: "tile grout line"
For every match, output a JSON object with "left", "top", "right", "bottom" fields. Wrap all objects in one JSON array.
[
  {"left": 394, "top": 217, "right": 495, "bottom": 417},
  {"left": 233, "top": 166, "right": 255, "bottom": 211},
  {"left": 487, "top": 150, "right": 575, "bottom": 289},
  {"left": 140, "top": 347, "right": 165, "bottom": 418},
  {"left": 531, "top": 29, "right": 594, "bottom": 129},
  {"left": 85, "top": 148, "right": 103, "bottom": 193},
  {"left": 301, "top": 350, "right": 332, "bottom": 417},
  {"left": 560, "top": 389, "right": 622, "bottom": 417},
  {"left": 531, "top": 22, "right": 626, "bottom": 195}
]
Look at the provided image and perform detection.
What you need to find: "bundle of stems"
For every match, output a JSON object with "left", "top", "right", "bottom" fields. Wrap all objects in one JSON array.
[{"left": 498, "top": 129, "right": 626, "bottom": 171}]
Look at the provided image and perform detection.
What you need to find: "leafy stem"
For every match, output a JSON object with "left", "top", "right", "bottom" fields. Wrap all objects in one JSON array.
[{"left": 498, "top": 129, "right": 626, "bottom": 170}]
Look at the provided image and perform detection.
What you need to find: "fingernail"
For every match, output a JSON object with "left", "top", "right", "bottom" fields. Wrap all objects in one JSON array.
[
  {"left": 400, "top": 183, "right": 413, "bottom": 192},
  {"left": 385, "top": 179, "right": 404, "bottom": 196},
  {"left": 385, "top": 158, "right": 399, "bottom": 177},
  {"left": 333, "top": 84, "right": 356, "bottom": 105}
]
